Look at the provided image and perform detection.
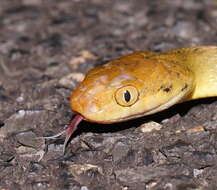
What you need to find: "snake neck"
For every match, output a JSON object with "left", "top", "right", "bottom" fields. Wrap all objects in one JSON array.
[{"left": 158, "top": 46, "right": 217, "bottom": 100}]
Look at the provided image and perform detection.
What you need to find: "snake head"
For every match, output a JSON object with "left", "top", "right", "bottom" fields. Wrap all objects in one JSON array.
[{"left": 70, "top": 52, "right": 195, "bottom": 123}]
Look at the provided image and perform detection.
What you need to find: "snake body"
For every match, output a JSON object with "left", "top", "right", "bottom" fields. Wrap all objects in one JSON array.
[
  {"left": 70, "top": 46, "right": 217, "bottom": 124},
  {"left": 54, "top": 46, "right": 217, "bottom": 151}
]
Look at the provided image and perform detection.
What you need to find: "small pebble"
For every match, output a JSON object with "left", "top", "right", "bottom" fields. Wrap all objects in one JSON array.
[
  {"left": 16, "top": 131, "right": 44, "bottom": 148},
  {"left": 146, "top": 181, "right": 157, "bottom": 188},
  {"left": 68, "top": 50, "right": 96, "bottom": 69},
  {"left": 186, "top": 125, "right": 205, "bottom": 134},
  {"left": 81, "top": 186, "right": 89, "bottom": 190},
  {"left": 68, "top": 164, "right": 102, "bottom": 176},
  {"left": 16, "top": 94, "right": 24, "bottom": 102},
  {"left": 139, "top": 121, "right": 162, "bottom": 133},
  {"left": 59, "top": 72, "right": 85, "bottom": 89},
  {"left": 0, "top": 110, "right": 45, "bottom": 138},
  {"left": 193, "top": 168, "right": 204, "bottom": 177},
  {"left": 112, "top": 142, "right": 130, "bottom": 162}
]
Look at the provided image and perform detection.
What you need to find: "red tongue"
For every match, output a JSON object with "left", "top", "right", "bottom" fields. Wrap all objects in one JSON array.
[{"left": 63, "top": 114, "right": 83, "bottom": 153}]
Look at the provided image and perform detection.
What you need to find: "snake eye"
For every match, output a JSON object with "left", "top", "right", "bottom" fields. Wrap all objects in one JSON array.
[{"left": 115, "top": 85, "right": 139, "bottom": 106}]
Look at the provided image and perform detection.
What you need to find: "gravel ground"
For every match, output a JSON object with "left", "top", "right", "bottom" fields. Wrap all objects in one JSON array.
[{"left": 0, "top": 0, "right": 217, "bottom": 189}]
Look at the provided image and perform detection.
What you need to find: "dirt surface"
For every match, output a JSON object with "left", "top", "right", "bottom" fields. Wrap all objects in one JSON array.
[{"left": 0, "top": 0, "right": 217, "bottom": 189}]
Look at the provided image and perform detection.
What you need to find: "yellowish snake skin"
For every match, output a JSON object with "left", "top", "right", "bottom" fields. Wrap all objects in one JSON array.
[
  {"left": 46, "top": 46, "right": 217, "bottom": 152},
  {"left": 70, "top": 46, "right": 217, "bottom": 123}
]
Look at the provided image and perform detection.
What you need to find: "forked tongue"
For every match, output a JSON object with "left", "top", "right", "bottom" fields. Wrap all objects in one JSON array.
[{"left": 63, "top": 114, "right": 83, "bottom": 153}]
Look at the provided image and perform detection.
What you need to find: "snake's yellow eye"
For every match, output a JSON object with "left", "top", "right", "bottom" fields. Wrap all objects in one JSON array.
[{"left": 115, "top": 85, "right": 139, "bottom": 106}]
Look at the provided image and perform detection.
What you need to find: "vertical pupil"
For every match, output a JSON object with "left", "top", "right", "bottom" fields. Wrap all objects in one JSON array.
[{"left": 124, "top": 90, "right": 131, "bottom": 102}]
